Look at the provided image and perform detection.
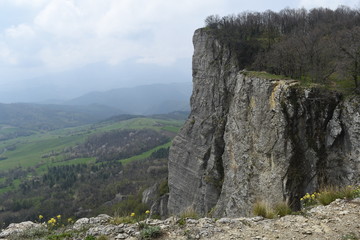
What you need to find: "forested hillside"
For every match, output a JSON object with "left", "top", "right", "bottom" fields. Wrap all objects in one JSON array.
[
  {"left": 0, "top": 116, "right": 184, "bottom": 227},
  {"left": 205, "top": 6, "right": 360, "bottom": 92}
]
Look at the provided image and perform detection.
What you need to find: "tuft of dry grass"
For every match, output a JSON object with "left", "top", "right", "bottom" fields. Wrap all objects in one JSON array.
[
  {"left": 253, "top": 200, "right": 276, "bottom": 219},
  {"left": 274, "top": 201, "right": 292, "bottom": 217},
  {"left": 317, "top": 186, "right": 343, "bottom": 205},
  {"left": 179, "top": 207, "right": 199, "bottom": 219}
]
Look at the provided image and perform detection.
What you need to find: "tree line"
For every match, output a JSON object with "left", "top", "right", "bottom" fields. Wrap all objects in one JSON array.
[{"left": 205, "top": 6, "right": 360, "bottom": 92}]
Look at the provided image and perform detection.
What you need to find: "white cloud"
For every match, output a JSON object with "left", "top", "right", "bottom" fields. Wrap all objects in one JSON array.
[
  {"left": 298, "top": 0, "right": 359, "bottom": 9},
  {"left": 0, "top": 42, "right": 17, "bottom": 65},
  {"left": 5, "top": 24, "right": 35, "bottom": 39},
  {"left": 0, "top": 0, "right": 48, "bottom": 8},
  {"left": 34, "top": 0, "right": 86, "bottom": 37},
  {"left": 1, "top": 0, "right": 357, "bottom": 87},
  {"left": 25, "top": 0, "right": 222, "bottom": 69}
]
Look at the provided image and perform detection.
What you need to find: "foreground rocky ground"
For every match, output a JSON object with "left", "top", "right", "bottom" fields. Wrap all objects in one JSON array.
[{"left": 1, "top": 198, "right": 359, "bottom": 240}]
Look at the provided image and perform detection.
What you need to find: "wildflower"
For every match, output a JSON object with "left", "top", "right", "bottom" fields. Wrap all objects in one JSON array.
[
  {"left": 130, "top": 212, "right": 136, "bottom": 217},
  {"left": 38, "top": 215, "right": 44, "bottom": 220},
  {"left": 56, "top": 215, "right": 61, "bottom": 219},
  {"left": 67, "top": 218, "right": 73, "bottom": 223},
  {"left": 145, "top": 210, "right": 150, "bottom": 214},
  {"left": 48, "top": 218, "right": 56, "bottom": 225}
]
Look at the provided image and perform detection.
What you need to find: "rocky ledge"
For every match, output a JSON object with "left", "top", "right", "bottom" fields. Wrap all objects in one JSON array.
[{"left": 1, "top": 198, "right": 359, "bottom": 240}]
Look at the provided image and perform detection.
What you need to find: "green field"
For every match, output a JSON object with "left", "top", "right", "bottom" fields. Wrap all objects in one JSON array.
[
  {"left": 0, "top": 117, "right": 184, "bottom": 194},
  {"left": 0, "top": 117, "right": 183, "bottom": 172},
  {"left": 120, "top": 141, "right": 173, "bottom": 164}
]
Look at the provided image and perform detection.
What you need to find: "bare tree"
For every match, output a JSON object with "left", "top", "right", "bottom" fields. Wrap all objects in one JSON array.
[{"left": 337, "top": 26, "right": 360, "bottom": 90}]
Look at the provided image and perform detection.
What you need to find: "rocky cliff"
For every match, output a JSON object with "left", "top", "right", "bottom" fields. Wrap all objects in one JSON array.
[{"left": 168, "top": 28, "right": 360, "bottom": 217}]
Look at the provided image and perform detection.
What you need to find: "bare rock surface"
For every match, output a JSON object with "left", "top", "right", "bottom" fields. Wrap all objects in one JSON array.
[
  {"left": 0, "top": 221, "right": 45, "bottom": 238},
  {"left": 1, "top": 198, "right": 359, "bottom": 239}
]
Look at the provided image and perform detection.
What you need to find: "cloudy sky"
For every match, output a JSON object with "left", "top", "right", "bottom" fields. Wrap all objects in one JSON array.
[{"left": 0, "top": 0, "right": 358, "bottom": 102}]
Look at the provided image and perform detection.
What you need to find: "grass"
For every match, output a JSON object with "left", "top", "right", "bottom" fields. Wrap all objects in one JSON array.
[
  {"left": 179, "top": 207, "right": 199, "bottom": 219},
  {"left": 0, "top": 117, "right": 183, "bottom": 196},
  {"left": 253, "top": 200, "right": 276, "bottom": 219},
  {"left": 317, "top": 186, "right": 343, "bottom": 205},
  {"left": 110, "top": 215, "right": 136, "bottom": 225},
  {"left": 253, "top": 200, "right": 292, "bottom": 219},
  {"left": 0, "top": 117, "right": 182, "bottom": 171},
  {"left": 245, "top": 71, "right": 292, "bottom": 80},
  {"left": 300, "top": 185, "right": 360, "bottom": 207},
  {"left": 342, "top": 232, "right": 359, "bottom": 240},
  {"left": 120, "top": 141, "right": 172, "bottom": 164},
  {"left": 317, "top": 185, "right": 360, "bottom": 205},
  {"left": 273, "top": 201, "right": 292, "bottom": 217}
]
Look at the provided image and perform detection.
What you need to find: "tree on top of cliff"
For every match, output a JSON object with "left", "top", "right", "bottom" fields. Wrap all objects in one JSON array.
[{"left": 204, "top": 6, "right": 360, "bottom": 93}]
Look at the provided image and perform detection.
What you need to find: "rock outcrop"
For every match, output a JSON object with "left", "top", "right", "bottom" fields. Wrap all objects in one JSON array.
[
  {"left": 142, "top": 183, "right": 169, "bottom": 217},
  {"left": 168, "top": 28, "right": 360, "bottom": 217},
  {"left": 1, "top": 198, "right": 359, "bottom": 239}
]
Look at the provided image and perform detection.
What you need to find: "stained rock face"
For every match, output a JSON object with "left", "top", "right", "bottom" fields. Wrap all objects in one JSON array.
[{"left": 167, "top": 28, "right": 360, "bottom": 217}]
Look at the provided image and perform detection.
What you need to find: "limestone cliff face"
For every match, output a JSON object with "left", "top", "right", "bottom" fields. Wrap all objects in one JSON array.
[{"left": 167, "top": 28, "right": 360, "bottom": 217}]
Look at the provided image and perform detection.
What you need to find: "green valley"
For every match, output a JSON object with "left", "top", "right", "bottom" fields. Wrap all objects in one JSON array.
[{"left": 0, "top": 113, "right": 186, "bottom": 227}]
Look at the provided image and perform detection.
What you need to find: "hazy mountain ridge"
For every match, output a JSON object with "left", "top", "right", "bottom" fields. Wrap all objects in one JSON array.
[
  {"left": 0, "top": 60, "right": 191, "bottom": 103},
  {"left": 0, "top": 103, "right": 124, "bottom": 131},
  {"left": 64, "top": 82, "right": 192, "bottom": 115},
  {"left": 0, "top": 83, "right": 191, "bottom": 135}
]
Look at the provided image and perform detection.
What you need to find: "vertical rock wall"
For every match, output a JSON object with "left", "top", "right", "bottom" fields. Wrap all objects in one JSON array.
[{"left": 168, "top": 28, "right": 360, "bottom": 217}]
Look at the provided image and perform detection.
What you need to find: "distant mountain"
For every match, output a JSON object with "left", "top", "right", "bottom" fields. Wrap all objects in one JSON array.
[
  {"left": 0, "top": 103, "right": 124, "bottom": 130},
  {"left": 0, "top": 60, "right": 191, "bottom": 103},
  {"left": 65, "top": 82, "right": 192, "bottom": 115}
]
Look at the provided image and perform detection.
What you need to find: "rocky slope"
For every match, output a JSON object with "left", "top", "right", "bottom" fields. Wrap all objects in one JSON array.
[
  {"left": 168, "top": 28, "right": 360, "bottom": 217},
  {"left": 1, "top": 198, "right": 359, "bottom": 239}
]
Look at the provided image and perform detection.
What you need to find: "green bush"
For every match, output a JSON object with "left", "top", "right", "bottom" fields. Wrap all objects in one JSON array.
[
  {"left": 139, "top": 226, "right": 163, "bottom": 240},
  {"left": 176, "top": 218, "right": 186, "bottom": 226},
  {"left": 84, "top": 236, "right": 96, "bottom": 240},
  {"left": 47, "top": 232, "right": 74, "bottom": 240}
]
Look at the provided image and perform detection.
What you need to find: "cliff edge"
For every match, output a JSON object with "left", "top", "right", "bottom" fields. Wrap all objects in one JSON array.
[{"left": 168, "top": 28, "right": 360, "bottom": 217}]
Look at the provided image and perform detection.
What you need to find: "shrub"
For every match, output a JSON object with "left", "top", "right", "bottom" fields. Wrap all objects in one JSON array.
[
  {"left": 176, "top": 218, "right": 186, "bottom": 227},
  {"left": 139, "top": 226, "right": 163, "bottom": 240},
  {"left": 47, "top": 232, "right": 74, "bottom": 240},
  {"left": 84, "top": 236, "right": 96, "bottom": 240},
  {"left": 158, "top": 179, "right": 169, "bottom": 196}
]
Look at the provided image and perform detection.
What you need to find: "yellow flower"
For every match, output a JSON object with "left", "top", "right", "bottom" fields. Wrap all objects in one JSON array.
[
  {"left": 48, "top": 218, "right": 56, "bottom": 225},
  {"left": 57, "top": 215, "right": 61, "bottom": 219},
  {"left": 145, "top": 210, "right": 150, "bottom": 214},
  {"left": 38, "top": 215, "right": 44, "bottom": 220},
  {"left": 67, "top": 218, "right": 73, "bottom": 223},
  {"left": 130, "top": 212, "right": 135, "bottom": 217}
]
